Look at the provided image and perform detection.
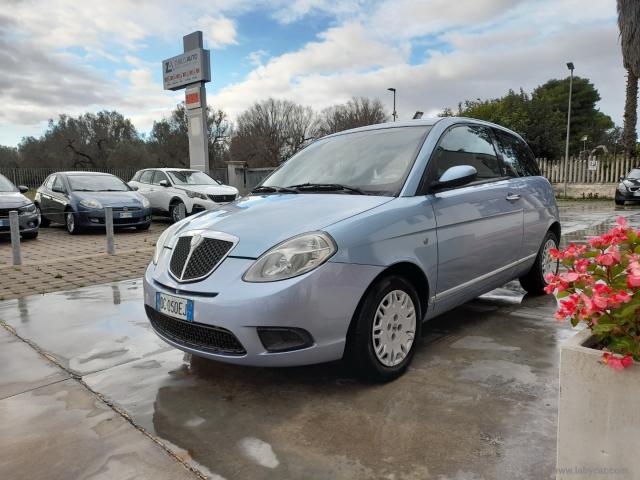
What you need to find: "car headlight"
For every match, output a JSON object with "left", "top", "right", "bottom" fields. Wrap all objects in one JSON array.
[
  {"left": 140, "top": 196, "right": 150, "bottom": 208},
  {"left": 243, "top": 232, "right": 336, "bottom": 282},
  {"left": 17, "top": 203, "right": 37, "bottom": 215},
  {"left": 184, "top": 190, "right": 207, "bottom": 200},
  {"left": 80, "top": 199, "right": 102, "bottom": 209},
  {"left": 153, "top": 222, "right": 183, "bottom": 265}
]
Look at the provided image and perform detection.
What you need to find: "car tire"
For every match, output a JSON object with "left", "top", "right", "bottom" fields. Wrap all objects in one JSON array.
[
  {"left": 136, "top": 222, "right": 151, "bottom": 231},
  {"left": 347, "top": 275, "right": 422, "bottom": 382},
  {"left": 519, "top": 230, "right": 559, "bottom": 295},
  {"left": 65, "top": 211, "right": 82, "bottom": 235},
  {"left": 36, "top": 204, "right": 50, "bottom": 227},
  {"left": 21, "top": 231, "right": 38, "bottom": 240},
  {"left": 170, "top": 201, "right": 186, "bottom": 223},
  {"left": 615, "top": 193, "right": 625, "bottom": 206}
]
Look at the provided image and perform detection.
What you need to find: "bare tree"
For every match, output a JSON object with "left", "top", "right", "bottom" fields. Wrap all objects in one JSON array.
[
  {"left": 314, "top": 97, "right": 388, "bottom": 137},
  {"left": 617, "top": 0, "right": 640, "bottom": 159},
  {"left": 230, "top": 98, "right": 314, "bottom": 167}
]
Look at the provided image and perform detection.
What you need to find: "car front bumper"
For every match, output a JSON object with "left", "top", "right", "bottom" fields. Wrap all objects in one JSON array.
[
  {"left": 190, "top": 198, "right": 235, "bottom": 213},
  {"left": 0, "top": 212, "right": 40, "bottom": 234},
  {"left": 618, "top": 189, "right": 640, "bottom": 201},
  {"left": 143, "top": 257, "right": 383, "bottom": 367},
  {"left": 76, "top": 208, "right": 152, "bottom": 227}
]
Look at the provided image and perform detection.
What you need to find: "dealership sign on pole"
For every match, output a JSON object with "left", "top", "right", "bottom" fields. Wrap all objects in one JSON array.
[{"left": 162, "top": 32, "right": 211, "bottom": 173}]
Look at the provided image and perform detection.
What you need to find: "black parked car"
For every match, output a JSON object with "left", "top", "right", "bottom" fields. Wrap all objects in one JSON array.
[
  {"left": 35, "top": 172, "right": 152, "bottom": 234},
  {"left": 0, "top": 174, "right": 39, "bottom": 239},
  {"left": 615, "top": 168, "right": 640, "bottom": 205}
]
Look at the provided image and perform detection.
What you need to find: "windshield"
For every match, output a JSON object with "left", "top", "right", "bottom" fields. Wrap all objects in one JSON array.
[
  {"left": 167, "top": 170, "right": 220, "bottom": 185},
  {"left": 68, "top": 175, "right": 130, "bottom": 192},
  {"left": 627, "top": 169, "right": 640, "bottom": 180},
  {"left": 0, "top": 174, "right": 16, "bottom": 192},
  {"left": 261, "top": 126, "right": 430, "bottom": 196}
]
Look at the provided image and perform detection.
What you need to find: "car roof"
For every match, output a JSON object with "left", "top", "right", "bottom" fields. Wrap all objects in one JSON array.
[
  {"left": 323, "top": 116, "right": 527, "bottom": 143},
  {"left": 57, "top": 171, "right": 115, "bottom": 176},
  {"left": 141, "top": 168, "right": 197, "bottom": 172}
]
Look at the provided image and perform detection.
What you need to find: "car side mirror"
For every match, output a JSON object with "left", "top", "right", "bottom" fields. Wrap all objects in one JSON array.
[
  {"left": 431, "top": 165, "right": 478, "bottom": 191},
  {"left": 619, "top": 176, "right": 624, "bottom": 182},
  {"left": 130, "top": 185, "right": 139, "bottom": 191},
  {"left": 18, "top": 185, "right": 28, "bottom": 193},
  {"left": 159, "top": 180, "right": 169, "bottom": 187},
  {"left": 52, "top": 185, "right": 66, "bottom": 194}
]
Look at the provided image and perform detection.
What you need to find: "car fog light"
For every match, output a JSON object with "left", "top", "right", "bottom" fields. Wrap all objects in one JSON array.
[{"left": 257, "top": 327, "right": 314, "bottom": 352}]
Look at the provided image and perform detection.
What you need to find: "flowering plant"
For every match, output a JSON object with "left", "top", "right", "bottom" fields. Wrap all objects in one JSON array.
[{"left": 545, "top": 217, "right": 639, "bottom": 371}]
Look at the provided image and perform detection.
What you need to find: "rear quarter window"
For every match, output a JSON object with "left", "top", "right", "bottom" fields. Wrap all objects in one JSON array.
[{"left": 494, "top": 130, "right": 540, "bottom": 177}]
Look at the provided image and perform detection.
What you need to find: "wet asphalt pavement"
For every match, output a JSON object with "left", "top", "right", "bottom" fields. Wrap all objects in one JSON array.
[{"left": 1, "top": 201, "right": 638, "bottom": 480}]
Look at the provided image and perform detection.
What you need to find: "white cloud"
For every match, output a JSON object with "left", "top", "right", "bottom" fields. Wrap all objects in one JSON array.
[
  {"left": 211, "top": 0, "right": 624, "bottom": 127},
  {"left": 0, "top": 0, "right": 627, "bottom": 147}
]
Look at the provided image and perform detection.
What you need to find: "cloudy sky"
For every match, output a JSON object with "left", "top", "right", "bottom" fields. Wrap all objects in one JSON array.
[{"left": 0, "top": 0, "right": 625, "bottom": 146}]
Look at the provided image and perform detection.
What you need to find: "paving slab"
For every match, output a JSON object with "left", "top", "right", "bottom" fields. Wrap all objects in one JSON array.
[
  {"left": 0, "top": 327, "right": 69, "bottom": 400},
  {"left": 0, "top": 378, "right": 198, "bottom": 480},
  {"left": 0, "top": 202, "right": 637, "bottom": 480},
  {"left": 0, "top": 279, "right": 171, "bottom": 375},
  {"left": 79, "top": 284, "right": 570, "bottom": 480}
]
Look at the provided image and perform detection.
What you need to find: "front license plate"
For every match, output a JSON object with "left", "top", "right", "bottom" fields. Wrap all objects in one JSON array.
[
  {"left": 119, "top": 211, "right": 133, "bottom": 218},
  {"left": 156, "top": 292, "right": 194, "bottom": 321}
]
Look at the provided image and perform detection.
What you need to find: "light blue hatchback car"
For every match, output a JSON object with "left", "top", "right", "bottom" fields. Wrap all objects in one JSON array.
[{"left": 144, "top": 117, "right": 560, "bottom": 381}]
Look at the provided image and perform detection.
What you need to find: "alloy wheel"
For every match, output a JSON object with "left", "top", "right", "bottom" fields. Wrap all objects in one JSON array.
[
  {"left": 372, "top": 290, "right": 416, "bottom": 367},
  {"left": 66, "top": 212, "right": 75, "bottom": 233},
  {"left": 541, "top": 238, "right": 559, "bottom": 279},
  {"left": 171, "top": 203, "right": 185, "bottom": 223}
]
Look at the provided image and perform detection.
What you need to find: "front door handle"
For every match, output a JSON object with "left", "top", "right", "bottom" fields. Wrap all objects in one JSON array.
[{"left": 506, "top": 193, "right": 521, "bottom": 201}]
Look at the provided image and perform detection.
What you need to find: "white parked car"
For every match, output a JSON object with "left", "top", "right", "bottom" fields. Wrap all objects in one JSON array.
[{"left": 129, "top": 168, "right": 239, "bottom": 223}]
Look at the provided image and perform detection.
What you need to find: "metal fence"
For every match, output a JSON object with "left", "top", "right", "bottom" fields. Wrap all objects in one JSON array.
[
  {"left": 0, "top": 167, "right": 139, "bottom": 189},
  {"left": 1, "top": 166, "right": 231, "bottom": 189},
  {"left": 536, "top": 156, "right": 636, "bottom": 184},
  {"left": 245, "top": 167, "right": 275, "bottom": 191}
]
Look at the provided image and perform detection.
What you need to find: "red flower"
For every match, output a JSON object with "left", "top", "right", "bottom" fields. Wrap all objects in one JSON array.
[{"left": 603, "top": 352, "right": 634, "bottom": 371}]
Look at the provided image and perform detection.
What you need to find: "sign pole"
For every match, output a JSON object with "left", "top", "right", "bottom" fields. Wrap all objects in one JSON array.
[{"left": 162, "top": 31, "right": 211, "bottom": 174}]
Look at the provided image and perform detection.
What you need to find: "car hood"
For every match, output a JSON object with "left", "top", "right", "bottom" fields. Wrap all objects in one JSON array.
[
  {"left": 176, "top": 184, "right": 238, "bottom": 195},
  {"left": 0, "top": 192, "right": 31, "bottom": 208},
  {"left": 72, "top": 191, "right": 147, "bottom": 207},
  {"left": 172, "top": 193, "right": 392, "bottom": 257}
]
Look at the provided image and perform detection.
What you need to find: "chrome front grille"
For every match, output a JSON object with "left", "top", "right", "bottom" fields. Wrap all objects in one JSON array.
[
  {"left": 208, "top": 194, "right": 236, "bottom": 203},
  {"left": 169, "top": 234, "right": 234, "bottom": 282}
]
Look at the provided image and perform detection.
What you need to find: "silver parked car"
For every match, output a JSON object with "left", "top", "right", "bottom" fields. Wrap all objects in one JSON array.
[
  {"left": 144, "top": 117, "right": 560, "bottom": 381},
  {"left": 0, "top": 174, "right": 39, "bottom": 239}
]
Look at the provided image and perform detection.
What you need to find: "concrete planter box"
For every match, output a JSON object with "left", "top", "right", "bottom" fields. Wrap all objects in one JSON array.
[{"left": 557, "top": 329, "right": 640, "bottom": 479}]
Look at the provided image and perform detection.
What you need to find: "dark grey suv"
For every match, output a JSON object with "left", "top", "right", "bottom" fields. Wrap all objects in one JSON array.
[{"left": 0, "top": 174, "right": 39, "bottom": 239}]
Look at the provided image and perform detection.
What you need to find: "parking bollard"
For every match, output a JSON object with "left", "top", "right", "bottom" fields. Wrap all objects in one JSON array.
[
  {"left": 9, "top": 210, "right": 21, "bottom": 265},
  {"left": 105, "top": 206, "right": 115, "bottom": 255}
]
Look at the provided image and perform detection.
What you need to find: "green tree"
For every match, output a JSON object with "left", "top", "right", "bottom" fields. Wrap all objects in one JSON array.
[
  {"left": 0, "top": 145, "right": 21, "bottom": 168},
  {"left": 445, "top": 78, "right": 613, "bottom": 158},
  {"left": 533, "top": 77, "right": 614, "bottom": 156},
  {"left": 617, "top": 0, "right": 640, "bottom": 159}
]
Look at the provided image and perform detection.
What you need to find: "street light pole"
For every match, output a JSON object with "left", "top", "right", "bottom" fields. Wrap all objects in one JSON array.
[
  {"left": 563, "top": 62, "right": 574, "bottom": 198},
  {"left": 387, "top": 87, "right": 397, "bottom": 122}
]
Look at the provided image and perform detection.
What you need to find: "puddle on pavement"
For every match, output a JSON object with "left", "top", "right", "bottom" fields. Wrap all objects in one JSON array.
[{"left": 2, "top": 205, "right": 627, "bottom": 479}]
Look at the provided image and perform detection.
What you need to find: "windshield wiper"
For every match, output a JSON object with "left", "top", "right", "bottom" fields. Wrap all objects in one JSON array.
[
  {"left": 72, "top": 189, "right": 94, "bottom": 191},
  {"left": 251, "top": 185, "right": 299, "bottom": 194},
  {"left": 286, "top": 183, "right": 369, "bottom": 195}
]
